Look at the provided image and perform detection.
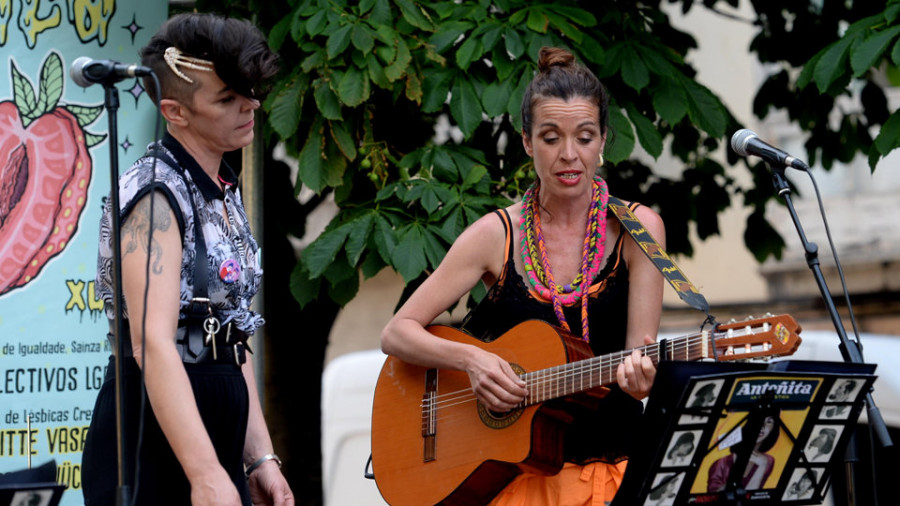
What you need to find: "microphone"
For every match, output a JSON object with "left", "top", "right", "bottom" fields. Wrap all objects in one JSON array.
[
  {"left": 69, "top": 57, "right": 152, "bottom": 87},
  {"left": 730, "top": 129, "right": 809, "bottom": 171}
]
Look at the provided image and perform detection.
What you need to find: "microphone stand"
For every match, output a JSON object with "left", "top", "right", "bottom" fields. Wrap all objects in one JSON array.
[
  {"left": 768, "top": 164, "right": 892, "bottom": 506},
  {"left": 100, "top": 80, "right": 132, "bottom": 506}
]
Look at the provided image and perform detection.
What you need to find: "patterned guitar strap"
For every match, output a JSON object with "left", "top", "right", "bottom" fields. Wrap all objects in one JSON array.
[{"left": 608, "top": 196, "right": 717, "bottom": 332}]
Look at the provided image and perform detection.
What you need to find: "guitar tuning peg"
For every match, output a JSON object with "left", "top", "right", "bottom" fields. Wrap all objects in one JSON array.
[
  {"left": 746, "top": 315, "right": 755, "bottom": 321},
  {"left": 728, "top": 318, "right": 737, "bottom": 324},
  {"left": 765, "top": 312, "right": 773, "bottom": 317}
]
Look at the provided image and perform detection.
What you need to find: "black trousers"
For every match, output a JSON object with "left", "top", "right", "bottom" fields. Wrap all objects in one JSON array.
[{"left": 81, "top": 355, "right": 251, "bottom": 505}]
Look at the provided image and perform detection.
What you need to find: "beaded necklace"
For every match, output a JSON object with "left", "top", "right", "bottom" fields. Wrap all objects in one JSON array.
[{"left": 519, "top": 175, "right": 609, "bottom": 342}]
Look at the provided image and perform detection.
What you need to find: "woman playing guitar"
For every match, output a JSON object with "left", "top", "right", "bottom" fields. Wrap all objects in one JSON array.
[{"left": 380, "top": 46, "right": 665, "bottom": 505}]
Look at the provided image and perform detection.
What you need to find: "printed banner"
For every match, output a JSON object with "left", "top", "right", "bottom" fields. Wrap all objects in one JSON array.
[{"left": 0, "top": 2, "right": 167, "bottom": 504}]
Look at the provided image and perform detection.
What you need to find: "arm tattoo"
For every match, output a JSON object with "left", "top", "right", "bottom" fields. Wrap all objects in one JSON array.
[{"left": 122, "top": 193, "right": 173, "bottom": 275}]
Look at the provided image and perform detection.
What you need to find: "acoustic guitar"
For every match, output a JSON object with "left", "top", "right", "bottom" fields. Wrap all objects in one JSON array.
[{"left": 371, "top": 315, "right": 801, "bottom": 505}]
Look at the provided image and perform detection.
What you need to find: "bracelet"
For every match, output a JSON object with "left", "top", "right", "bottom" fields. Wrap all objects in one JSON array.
[{"left": 245, "top": 453, "right": 281, "bottom": 477}]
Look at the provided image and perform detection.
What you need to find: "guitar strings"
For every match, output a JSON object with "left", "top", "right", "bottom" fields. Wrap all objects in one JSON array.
[{"left": 418, "top": 322, "right": 775, "bottom": 425}]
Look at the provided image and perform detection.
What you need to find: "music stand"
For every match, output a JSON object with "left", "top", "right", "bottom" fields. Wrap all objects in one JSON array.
[
  {"left": 0, "top": 460, "right": 65, "bottom": 506},
  {"left": 612, "top": 360, "right": 875, "bottom": 505}
]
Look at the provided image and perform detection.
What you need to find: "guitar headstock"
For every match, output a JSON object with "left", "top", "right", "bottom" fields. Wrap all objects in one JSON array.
[{"left": 712, "top": 313, "right": 802, "bottom": 361}]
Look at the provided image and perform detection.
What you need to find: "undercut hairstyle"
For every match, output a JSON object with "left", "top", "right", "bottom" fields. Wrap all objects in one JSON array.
[
  {"left": 140, "top": 12, "right": 279, "bottom": 105},
  {"left": 521, "top": 46, "right": 609, "bottom": 137}
]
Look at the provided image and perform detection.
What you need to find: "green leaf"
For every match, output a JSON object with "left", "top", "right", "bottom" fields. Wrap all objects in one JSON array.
[
  {"left": 11, "top": 62, "right": 37, "bottom": 124},
  {"left": 507, "top": 70, "right": 530, "bottom": 131},
  {"left": 314, "top": 78, "right": 342, "bottom": 120},
  {"left": 636, "top": 45, "right": 675, "bottom": 77},
  {"left": 374, "top": 214, "right": 398, "bottom": 264},
  {"left": 297, "top": 120, "right": 343, "bottom": 192},
  {"left": 504, "top": 28, "right": 526, "bottom": 58},
  {"left": 492, "top": 46, "right": 515, "bottom": 80},
  {"left": 396, "top": 0, "right": 433, "bottom": 31},
  {"left": 301, "top": 51, "right": 324, "bottom": 73},
  {"left": 851, "top": 26, "right": 900, "bottom": 77},
  {"left": 874, "top": 109, "right": 900, "bottom": 155},
  {"left": 620, "top": 46, "right": 649, "bottom": 91},
  {"left": 797, "top": 51, "right": 822, "bottom": 90},
  {"left": 652, "top": 82, "right": 687, "bottom": 124},
  {"left": 429, "top": 21, "right": 472, "bottom": 53},
  {"left": 330, "top": 120, "right": 357, "bottom": 161},
  {"left": 460, "top": 163, "right": 487, "bottom": 190},
  {"left": 268, "top": 79, "right": 304, "bottom": 139},
  {"left": 365, "top": 53, "right": 389, "bottom": 88},
  {"left": 327, "top": 267, "right": 360, "bottom": 306},
  {"left": 546, "top": 12, "right": 582, "bottom": 43},
  {"left": 352, "top": 23, "right": 376, "bottom": 53},
  {"left": 360, "top": 0, "right": 377, "bottom": 15},
  {"left": 385, "top": 38, "right": 412, "bottom": 82},
  {"left": 392, "top": 224, "right": 428, "bottom": 282},
  {"left": 449, "top": 77, "right": 482, "bottom": 138},
  {"left": 327, "top": 24, "right": 353, "bottom": 59},
  {"left": 813, "top": 38, "right": 853, "bottom": 94},
  {"left": 36, "top": 53, "right": 63, "bottom": 116},
  {"left": 289, "top": 263, "right": 321, "bottom": 309},
  {"left": 526, "top": 9, "right": 548, "bottom": 33},
  {"left": 455, "top": 36, "right": 483, "bottom": 70},
  {"left": 344, "top": 212, "right": 375, "bottom": 266},
  {"left": 422, "top": 227, "right": 448, "bottom": 269},
  {"left": 307, "top": 9, "right": 328, "bottom": 37},
  {"left": 63, "top": 104, "right": 104, "bottom": 128},
  {"left": 482, "top": 81, "right": 510, "bottom": 118},
  {"left": 420, "top": 186, "right": 441, "bottom": 213},
  {"left": 605, "top": 106, "right": 634, "bottom": 163},
  {"left": 421, "top": 69, "right": 452, "bottom": 113},
  {"left": 268, "top": 14, "right": 292, "bottom": 51},
  {"left": 626, "top": 106, "right": 662, "bottom": 159},
  {"left": 893, "top": 38, "right": 900, "bottom": 67},
  {"left": 337, "top": 66, "right": 371, "bottom": 107},
  {"left": 303, "top": 224, "right": 351, "bottom": 277},
  {"left": 84, "top": 132, "right": 107, "bottom": 148},
  {"left": 681, "top": 78, "right": 726, "bottom": 138},
  {"left": 481, "top": 24, "right": 503, "bottom": 52},
  {"left": 360, "top": 251, "right": 387, "bottom": 279}
]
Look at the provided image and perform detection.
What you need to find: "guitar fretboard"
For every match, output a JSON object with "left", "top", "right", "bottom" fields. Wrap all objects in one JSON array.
[{"left": 520, "top": 331, "right": 712, "bottom": 405}]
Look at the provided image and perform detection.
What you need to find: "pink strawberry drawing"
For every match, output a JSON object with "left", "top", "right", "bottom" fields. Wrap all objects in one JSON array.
[{"left": 0, "top": 51, "right": 104, "bottom": 296}]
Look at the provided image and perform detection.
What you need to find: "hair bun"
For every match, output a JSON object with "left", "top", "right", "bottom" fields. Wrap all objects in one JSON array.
[{"left": 537, "top": 47, "right": 576, "bottom": 73}]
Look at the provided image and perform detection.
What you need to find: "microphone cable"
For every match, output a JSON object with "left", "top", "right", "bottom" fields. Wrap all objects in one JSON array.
[
  {"left": 797, "top": 167, "right": 878, "bottom": 505},
  {"left": 130, "top": 70, "right": 164, "bottom": 505}
]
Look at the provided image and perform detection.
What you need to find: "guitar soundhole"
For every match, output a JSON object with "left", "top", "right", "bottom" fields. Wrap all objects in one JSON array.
[{"left": 476, "top": 363, "right": 525, "bottom": 430}]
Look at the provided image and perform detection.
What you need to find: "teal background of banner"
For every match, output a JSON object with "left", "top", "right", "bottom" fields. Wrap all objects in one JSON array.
[{"left": 0, "top": 2, "right": 168, "bottom": 504}]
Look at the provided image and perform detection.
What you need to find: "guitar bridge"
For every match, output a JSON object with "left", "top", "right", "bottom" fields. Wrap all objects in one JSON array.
[{"left": 422, "top": 369, "right": 437, "bottom": 462}]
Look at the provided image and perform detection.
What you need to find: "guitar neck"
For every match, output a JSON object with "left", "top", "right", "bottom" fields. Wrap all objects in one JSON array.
[{"left": 521, "top": 331, "right": 710, "bottom": 406}]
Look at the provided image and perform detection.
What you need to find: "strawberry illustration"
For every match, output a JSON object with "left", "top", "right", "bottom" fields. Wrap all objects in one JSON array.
[{"left": 0, "top": 51, "right": 105, "bottom": 296}]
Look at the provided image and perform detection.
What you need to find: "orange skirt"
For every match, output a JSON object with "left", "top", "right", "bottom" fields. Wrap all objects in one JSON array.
[{"left": 489, "top": 461, "right": 628, "bottom": 506}]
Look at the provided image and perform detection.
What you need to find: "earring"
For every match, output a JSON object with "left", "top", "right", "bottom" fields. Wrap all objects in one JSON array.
[{"left": 598, "top": 153, "right": 605, "bottom": 167}]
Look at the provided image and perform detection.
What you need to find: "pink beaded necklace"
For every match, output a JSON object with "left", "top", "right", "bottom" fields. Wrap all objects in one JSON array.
[{"left": 520, "top": 176, "right": 609, "bottom": 342}]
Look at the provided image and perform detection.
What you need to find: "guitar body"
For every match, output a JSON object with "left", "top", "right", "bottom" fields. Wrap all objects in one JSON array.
[{"left": 371, "top": 320, "right": 597, "bottom": 506}]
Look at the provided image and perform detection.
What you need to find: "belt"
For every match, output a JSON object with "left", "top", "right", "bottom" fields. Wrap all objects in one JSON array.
[{"left": 111, "top": 318, "right": 250, "bottom": 368}]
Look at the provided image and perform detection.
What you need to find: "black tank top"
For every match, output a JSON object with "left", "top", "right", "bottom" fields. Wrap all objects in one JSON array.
[{"left": 460, "top": 207, "right": 643, "bottom": 463}]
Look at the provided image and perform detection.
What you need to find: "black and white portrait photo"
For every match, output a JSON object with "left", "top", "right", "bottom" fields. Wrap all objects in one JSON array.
[
  {"left": 644, "top": 472, "right": 684, "bottom": 506},
  {"left": 805, "top": 425, "right": 843, "bottom": 463},
  {"left": 661, "top": 430, "right": 702, "bottom": 467}
]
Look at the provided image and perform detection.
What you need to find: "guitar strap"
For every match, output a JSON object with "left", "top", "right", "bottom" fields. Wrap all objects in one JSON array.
[{"left": 608, "top": 196, "right": 715, "bottom": 325}]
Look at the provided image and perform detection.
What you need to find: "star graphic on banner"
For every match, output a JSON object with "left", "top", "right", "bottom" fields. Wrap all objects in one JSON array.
[
  {"left": 122, "top": 13, "right": 144, "bottom": 44},
  {"left": 128, "top": 78, "right": 145, "bottom": 106},
  {"left": 120, "top": 136, "right": 134, "bottom": 153}
]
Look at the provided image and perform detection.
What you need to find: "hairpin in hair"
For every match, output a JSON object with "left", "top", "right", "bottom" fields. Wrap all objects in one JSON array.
[{"left": 163, "top": 47, "right": 214, "bottom": 83}]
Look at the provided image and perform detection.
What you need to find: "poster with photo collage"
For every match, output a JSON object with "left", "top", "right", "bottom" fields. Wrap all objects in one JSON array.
[{"left": 635, "top": 370, "right": 874, "bottom": 506}]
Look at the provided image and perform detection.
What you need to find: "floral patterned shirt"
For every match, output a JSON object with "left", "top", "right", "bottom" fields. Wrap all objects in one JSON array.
[{"left": 96, "top": 132, "right": 264, "bottom": 334}]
